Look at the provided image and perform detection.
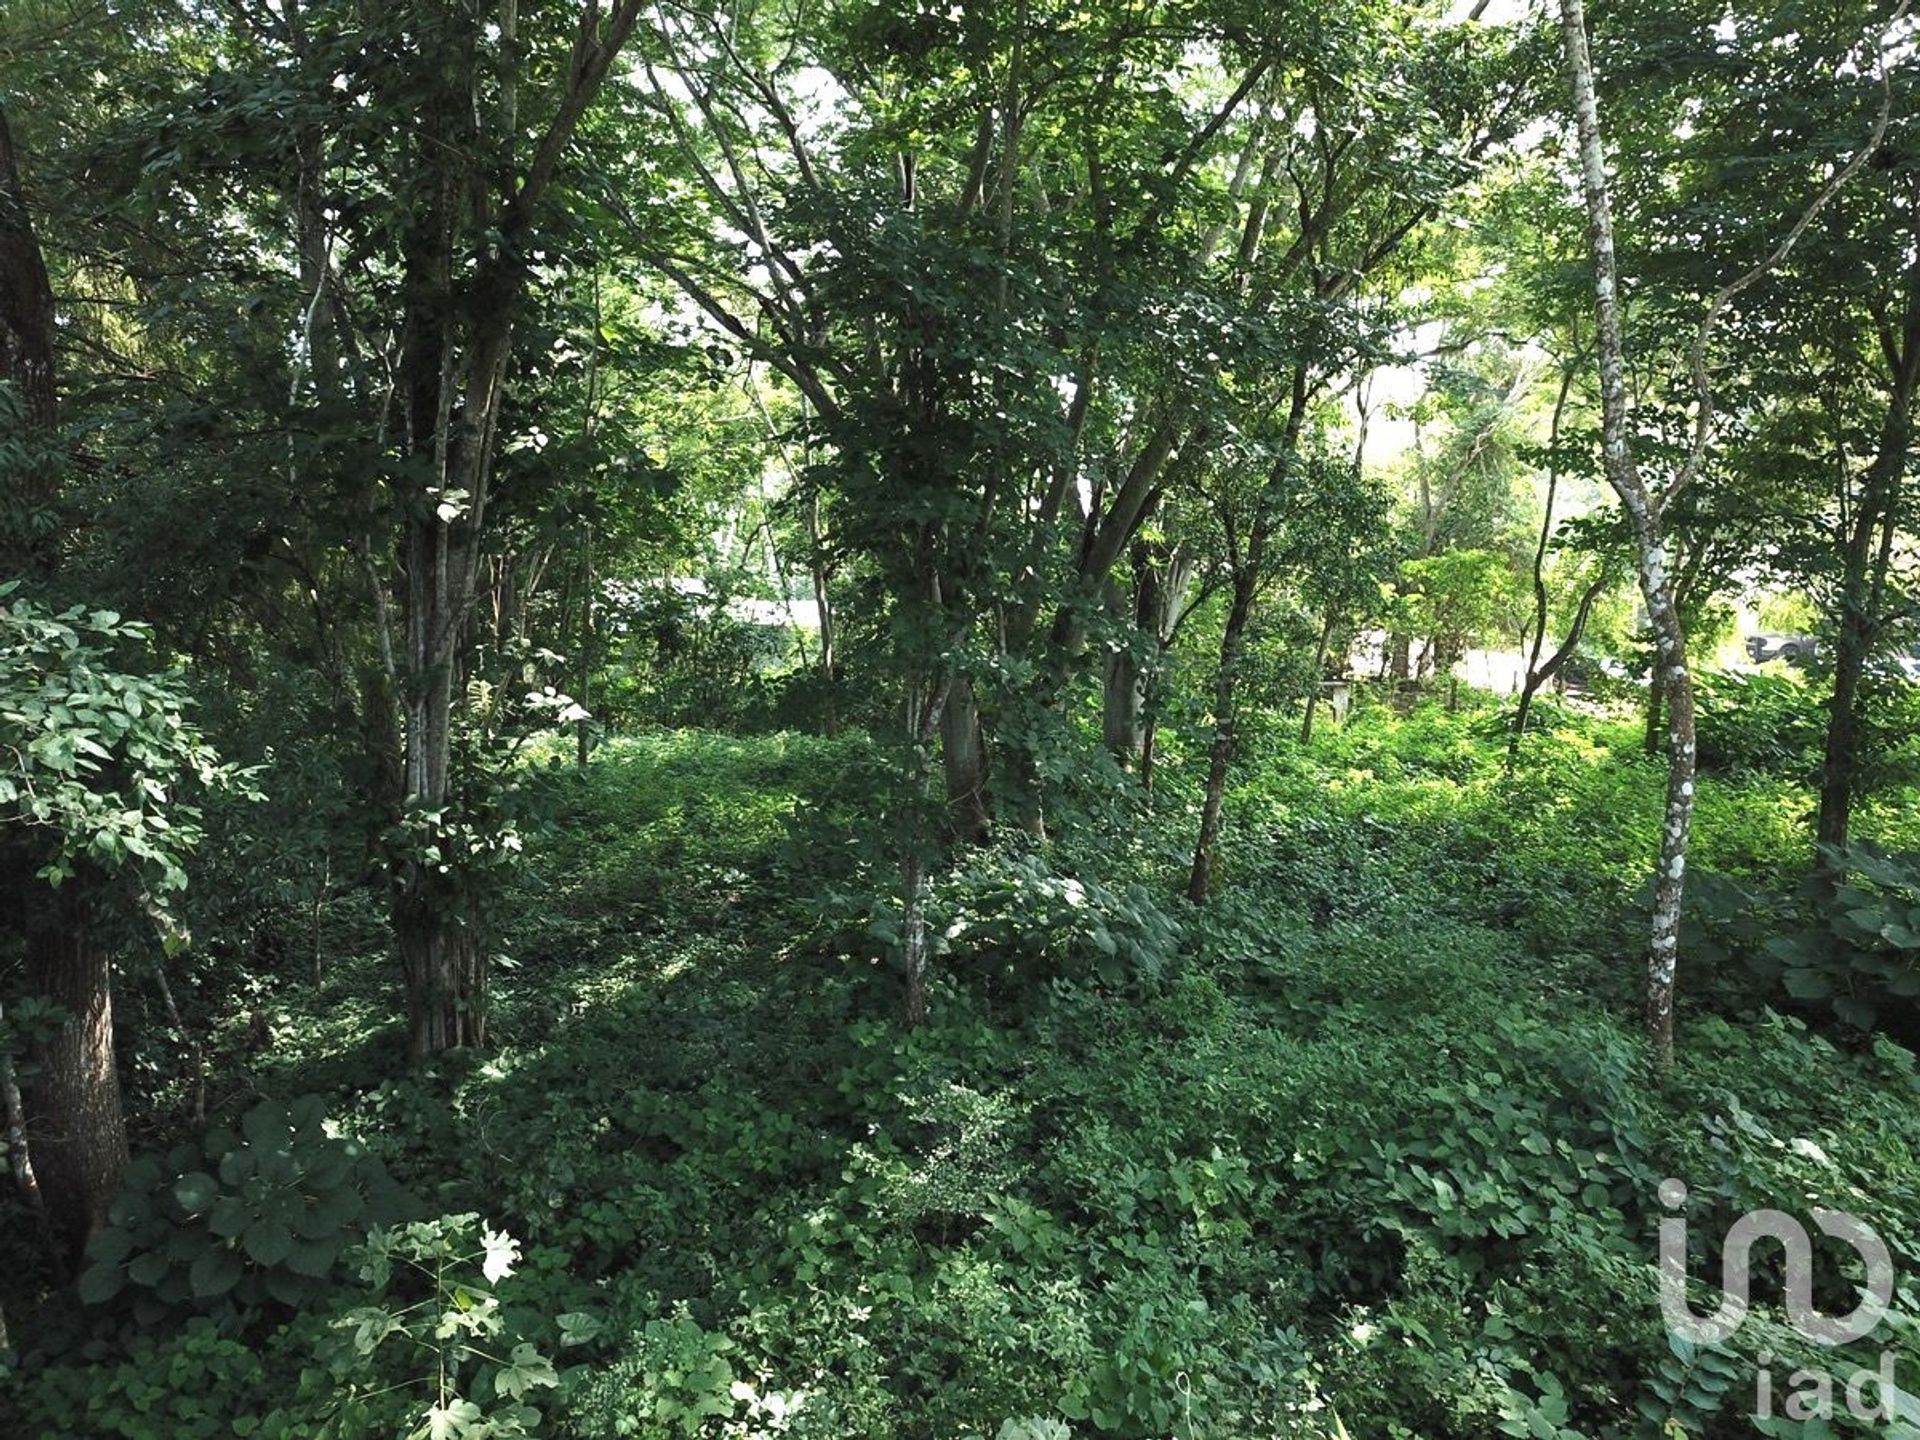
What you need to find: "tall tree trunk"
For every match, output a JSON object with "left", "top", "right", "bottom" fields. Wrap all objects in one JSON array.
[
  {"left": 1510, "top": 576, "right": 1604, "bottom": 761},
  {"left": 1187, "top": 573, "right": 1257, "bottom": 904},
  {"left": 1103, "top": 643, "right": 1145, "bottom": 761},
  {"left": 941, "top": 678, "right": 991, "bottom": 844},
  {"left": 0, "top": 996, "right": 46, "bottom": 1230},
  {"left": 1817, "top": 326, "right": 1918, "bottom": 853},
  {"left": 1644, "top": 663, "right": 1665, "bottom": 755},
  {"left": 23, "top": 894, "right": 128, "bottom": 1271},
  {"left": 1817, "top": 611, "right": 1871, "bottom": 854},
  {"left": 1130, "top": 542, "right": 1198, "bottom": 785},
  {"left": 900, "top": 849, "right": 932, "bottom": 1027},
  {"left": 805, "top": 492, "right": 839, "bottom": 738},
  {"left": 377, "top": 3, "right": 643, "bottom": 1056},
  {"left": 576, "top": 524, "right": 594, "bottom": 769},
  {"left": 1510, "top": 358, "right": 1586, "bottom": 759},
  {"left": 1561, "top": 0, "right": 1697, "bottom": 1066},
  {"left": 901, "top": 658, "right": 952, "bottom": 1027},
  {"left": 1103, "top": 572, "right": 1152, "bottom": 765},
  {"left": 1, "top": 102, "right": 129, "bottom": 1268}
]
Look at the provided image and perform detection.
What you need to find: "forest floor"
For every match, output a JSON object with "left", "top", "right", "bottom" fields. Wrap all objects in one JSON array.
[{"left": 15, "top": 695, "right": 1920, "bottom": 1438}]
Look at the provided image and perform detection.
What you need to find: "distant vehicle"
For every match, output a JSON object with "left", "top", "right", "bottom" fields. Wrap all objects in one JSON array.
[{"left": 1746, "top": 633, "right": 1819, "bottom": 666}]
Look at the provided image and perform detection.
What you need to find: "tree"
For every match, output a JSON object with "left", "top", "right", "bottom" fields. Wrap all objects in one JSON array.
[
  {"left": 1555, "top": 0, "right": 1902, "bottom": 1061},
  {"left": 1595, "top": 0, "right": 1920, "bottom": 847},
  {"left": 0, "top": 595, "right": 239, "bottom": 1266},
  {"left": 1182, "top": 4, "right": 1536, "bottom": 902}
]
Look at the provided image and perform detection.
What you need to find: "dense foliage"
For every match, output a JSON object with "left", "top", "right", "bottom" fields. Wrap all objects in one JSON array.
[
  {"left": 5, "top": 0, "right": 1920, "bottom": 1435},
  {"left": 8, "top": 710, "right": 1920, "bottom": 1436}
]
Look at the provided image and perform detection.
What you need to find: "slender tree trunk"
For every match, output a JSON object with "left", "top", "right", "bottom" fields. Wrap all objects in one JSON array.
[
  {"left": 311, "top": 852, "right": 329, "bottom": 992},
  {"left": 1300, "top": 608, "right": 1336, "bottom": 745},
  {"left": 23, "top": 896, "right": 128, "bottom": 1271},
  {"left": 0, "top": 998, "right": 44, "bottom": 1223},
  {"left": 1561, "top": 0, "right": 1697, "bottom": 1066},
  {"left": 576, "top": 524, "right": 594, "bottom": 769},
  {"left": 1103, "top": 643, "right": 1145, "bottom": 761},
  {"left": 901, "top": 849, "right": 931, "bottom": 1027},
  {"left": 1132, "top": 543, "right": 1197, "bottom": 787},
  {"left": 1818, "top": 332, "right": 1917, "bottom": 853},
  {"left": 941, "top": 678, "right": 991, "bottom": 844},
  {"left": 805, "top": 492, "right": 839, "bottom": 738},
  {"left": 1510, "top": 576, "right": 1604, "bottom": 761},
  {"left": 1817, "top": 614, "right": 1870, "bottom": 854},
  {"left": 1644, "top": 663, "right": 1665, "bottom": 756},
  {"left": 1103, "top": 570, "right": 1153, "bottom": 764},
  {"left": 1512, "top": 360, "right": 1579, "bottom": 759},
  {"left": 1188, "top": 573, "right": 1257, "bottom": 904},
  {"left": 151, "top": 957, "right": 206, "bottom": 1127},
  {"left": 901, "top": 660, "right": 952, "bottom": 1027}
]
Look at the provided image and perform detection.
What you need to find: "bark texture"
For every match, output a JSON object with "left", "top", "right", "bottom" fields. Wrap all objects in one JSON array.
[
  {"left": 1559, "top": 0, "right": 1696, "bottom": 1065},
  {"left": 23, "top": 898, "right": 128, "bottom": 1270}
]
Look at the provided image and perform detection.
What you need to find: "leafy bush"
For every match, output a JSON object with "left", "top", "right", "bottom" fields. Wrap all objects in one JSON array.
[
  {"left": 0, "top": 587, "right": 251, "bottom": 913},
  {"left": 3, "top": 1321, "right": 273, "bottom": 1440},
  {"left": 566, "top": 1311, "right": 761, "bottom": 1437},
  {"left": 1692, "top": 669, "right": 1825, "bottom": 781},
  {"left": 78, "top": 1096, "right": 408, "bottom": 1324},
  {"left": 1759, "top": 844, "right": 1920, "bottom": 1037}
]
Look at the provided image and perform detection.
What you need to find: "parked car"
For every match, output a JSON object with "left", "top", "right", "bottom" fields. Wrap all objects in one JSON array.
[{"left": 1746, "top": 633, "right": 1819, "bottom": 666}]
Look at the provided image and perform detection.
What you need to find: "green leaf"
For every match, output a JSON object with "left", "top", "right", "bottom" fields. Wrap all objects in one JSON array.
[
  {"left": 411, "top": 1397, "right": 483, "bottom": 1440},
  {"left": 189, "top": 1243, "right": 243, "bottom": 1298},
  {"left": 1835, "top": 995, "right": 1880, "bottom": 1030},
  {"left": 174, "top": 1170, "right": 218, "bottom": 1214},
  {"left": 245, "top": 1218, "right": 294, "bottom": 1267},
  {"left": 209, "top": 1195, "right": 249, "bottom": 1238},
  {"left": 86, "top": 1225, "right": 134, "bottom": 1266},
  {"left": 284, "top": 1237, "right": 339, "bottom": 1277},
  {"left": 77, "top": 1262, "right": 126, "bottom": 1304},
  {"left": 242, "top": 1100, "right": 289, "bottom": 1152},
  {"left": 493, "top": 1341, "right": 559, "bottom": 1401},
  {"left": 1782, "top": 967, "right": 1832, "bottom": 1000}
]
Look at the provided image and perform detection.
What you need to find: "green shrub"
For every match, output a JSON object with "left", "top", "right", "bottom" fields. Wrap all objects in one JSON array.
[
  {"left": 1759, "top": 844, "right": 1920, "bottom": 1036},
  {"left": 927, "top": 847, "right": 1183, "bottom": 989},
  {"left": 1693, "top": 669, "right": 1826, "bottom": 781},
  {"left": 566, "top": 1311, "right": 753, "bottom": 1437},
  {"left": 77, "top": 1095, "right": 408, "bottom": 1325},
  {"left": 2, "top": 1321, "right": 272, "bottom": 1440}
]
